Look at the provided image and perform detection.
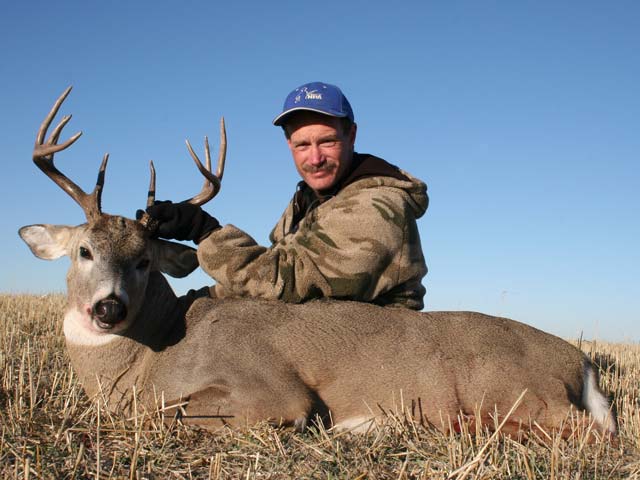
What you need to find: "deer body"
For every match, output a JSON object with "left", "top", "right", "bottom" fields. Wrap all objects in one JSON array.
[
  {"left": 20, "top": 88, "right": 616, "bottom": 438},
  {"left": 62, "top": 271, "right": 604, "bottom": 434}
]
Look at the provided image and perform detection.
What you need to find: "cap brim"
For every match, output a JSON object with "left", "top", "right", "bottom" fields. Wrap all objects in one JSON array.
[{"left": 272, "top": 107, "right": 347, "bottom": 126}]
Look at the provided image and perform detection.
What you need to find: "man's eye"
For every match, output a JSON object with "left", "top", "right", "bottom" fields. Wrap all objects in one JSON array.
[{"left": 79, "top": 247, "right": 93, "bottom": 260}]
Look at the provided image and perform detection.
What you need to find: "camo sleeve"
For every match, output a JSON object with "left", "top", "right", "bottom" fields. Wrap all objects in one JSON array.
[{"left": 196, "top": 184, "right": 424, "bottom": 306}]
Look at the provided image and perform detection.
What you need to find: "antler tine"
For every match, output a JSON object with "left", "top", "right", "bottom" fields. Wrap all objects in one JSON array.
[
  {"left": 216, "top": 117, "right": 226, "bottom": 180},
  {"left": 137, "top": 160, "right": 160, "bottom": 233},
  {"left": 184, "top": 117, "right": 227, "bottom": 206},
  {"left": 33, "top": 86, "right": 106, "bottom": 221},
  {"left": 94, "top": 154, "right": 109, "bottom": 214},
  {"left": 37, "top": 86, "right": 73, "bottom": 146},
  {"left": 147, "top": 160, "right": 156, "bottom": 208}
]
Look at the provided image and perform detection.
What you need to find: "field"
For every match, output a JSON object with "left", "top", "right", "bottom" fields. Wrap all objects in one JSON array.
[{"left": 1, "top": 294, "right": 639, "bottom": 479}]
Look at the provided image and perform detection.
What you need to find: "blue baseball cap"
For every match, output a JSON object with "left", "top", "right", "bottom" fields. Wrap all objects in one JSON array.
[{"left": 272, "top": 82, "right": 355, "bottom": 126}]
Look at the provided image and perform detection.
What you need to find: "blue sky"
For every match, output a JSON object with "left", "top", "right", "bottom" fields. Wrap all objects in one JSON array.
[{"left": 1, "top": 1, "right": 638, "bottom": 342}]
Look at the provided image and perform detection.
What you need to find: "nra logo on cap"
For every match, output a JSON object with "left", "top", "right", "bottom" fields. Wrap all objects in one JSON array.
[{"left": 294, "top": 87, "right": 322, "bottom": 104}]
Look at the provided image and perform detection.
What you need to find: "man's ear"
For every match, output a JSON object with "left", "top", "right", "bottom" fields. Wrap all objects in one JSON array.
[
  {"left": 19, "top": 224, "right": 76, "bottom": 260},
  {"left": 349, "top": 122, "right": 357, "bottom": 146},
  {"left": 153, "top": 239, "right": 199, "bottom": 278}
]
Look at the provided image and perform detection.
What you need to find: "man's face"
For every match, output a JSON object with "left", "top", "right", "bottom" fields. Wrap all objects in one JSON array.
[{"left": 285, "top": 112, "right": 357, "bottom": 195}]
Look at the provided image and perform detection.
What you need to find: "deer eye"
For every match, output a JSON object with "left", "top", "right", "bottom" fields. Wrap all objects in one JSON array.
[
  {"left": 79, "top": 247, "right": 93, "bottom": 260},
  {"left": 136, "top": 258, "right": 150, "bottom": 270}
]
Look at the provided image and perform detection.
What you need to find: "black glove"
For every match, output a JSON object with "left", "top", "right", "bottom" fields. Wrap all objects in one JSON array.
[{"left": 136, "top": 201, "right": 220, "bottom": 243}]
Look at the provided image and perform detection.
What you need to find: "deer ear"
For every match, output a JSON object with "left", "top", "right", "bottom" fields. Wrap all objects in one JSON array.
[
  {"left": 19, "top": 224, "right": 76, "bottom": 260},
  {"left": 153, "top": 239, "right": 199, "bottom": 278}
]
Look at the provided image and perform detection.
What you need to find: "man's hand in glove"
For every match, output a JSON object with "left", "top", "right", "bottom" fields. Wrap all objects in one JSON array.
[{"left": 136, "top": 201, "right": 220, "bottom": 244}]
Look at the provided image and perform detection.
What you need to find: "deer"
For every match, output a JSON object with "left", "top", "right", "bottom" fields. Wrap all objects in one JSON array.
[{"left": 19, "top": 87, "right": 617, "bottom": 440}]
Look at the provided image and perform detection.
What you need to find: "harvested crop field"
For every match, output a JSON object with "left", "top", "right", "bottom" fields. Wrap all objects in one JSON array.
[{"left": 1, "top": 294, "right": 638, "bottom": 479}]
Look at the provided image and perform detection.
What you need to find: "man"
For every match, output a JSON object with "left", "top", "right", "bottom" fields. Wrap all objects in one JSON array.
[{"left": 144, "top": 82, "right": 428, "bottom": 309}]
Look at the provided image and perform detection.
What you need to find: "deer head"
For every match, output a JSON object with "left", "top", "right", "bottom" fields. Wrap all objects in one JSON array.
[{"left": 19, "top": 87, "right": 226, "bottom": 341}]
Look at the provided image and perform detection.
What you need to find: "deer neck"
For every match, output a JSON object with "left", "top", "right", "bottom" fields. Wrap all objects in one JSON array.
[{"left": 123, "top": 272, "right": 195, "bottom": 350}]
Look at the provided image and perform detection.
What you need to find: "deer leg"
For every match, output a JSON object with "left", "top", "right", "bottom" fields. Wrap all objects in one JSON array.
[{"left": 161, "top": 381, "right": 321, "bottom": 432}]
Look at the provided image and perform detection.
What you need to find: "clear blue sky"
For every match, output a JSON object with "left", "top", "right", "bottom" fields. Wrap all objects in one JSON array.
[{"left": 1, "top": 1, "right": 638, "bottom": 342}]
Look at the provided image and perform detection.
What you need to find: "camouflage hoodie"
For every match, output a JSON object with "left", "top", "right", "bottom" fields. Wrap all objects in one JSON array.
[{"left": 197, "top": 153, "right": 428, "bottom": 310}]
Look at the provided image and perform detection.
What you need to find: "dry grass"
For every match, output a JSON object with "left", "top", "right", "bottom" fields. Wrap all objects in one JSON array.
[{"left": 1, "top": 293, "right": 639, "bottom": 479}]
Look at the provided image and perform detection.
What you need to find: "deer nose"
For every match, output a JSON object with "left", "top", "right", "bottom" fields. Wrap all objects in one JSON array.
[{"left": 92, "top": 296, "right": 128, "bottom": 328}]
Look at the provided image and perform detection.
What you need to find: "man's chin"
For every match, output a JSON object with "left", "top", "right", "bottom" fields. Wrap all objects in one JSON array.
[{"left": 305, "top": 175, "right": 337, "bottom": 193}]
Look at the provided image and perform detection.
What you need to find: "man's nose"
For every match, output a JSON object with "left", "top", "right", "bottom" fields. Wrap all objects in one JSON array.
[{"left": 308, "top": 144, "right": 325, "bottom": 165}]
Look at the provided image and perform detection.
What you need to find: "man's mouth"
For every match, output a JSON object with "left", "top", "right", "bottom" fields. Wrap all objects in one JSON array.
[{"left": 303, "top": 163, "right": 337, "bottom": 175}]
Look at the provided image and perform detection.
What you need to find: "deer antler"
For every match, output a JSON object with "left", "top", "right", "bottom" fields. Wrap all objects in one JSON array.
[
  {"left": 184, "top": 117, "right": 226, "bottom": 206},
  {"left": 139, "top": 118, "right": 226, "bottom": 233},
  {"left": 34, "top": 86, "right": 108, "bottom": 222},
  {"left": 145, "top": 117, "right": 226, "bottom": 207}
]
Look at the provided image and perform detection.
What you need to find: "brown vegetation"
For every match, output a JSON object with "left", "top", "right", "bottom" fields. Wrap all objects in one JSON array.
[{"left": 1, "top": 294, "right": 638, "bottom": 479}]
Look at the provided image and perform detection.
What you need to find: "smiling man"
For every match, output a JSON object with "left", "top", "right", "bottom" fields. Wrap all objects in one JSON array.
[
  {"left": 144, "top": 82, "right": 429, "bottom": 309},
  {"left": 285, "top": 110, "right": 356, "bottom": 194}
]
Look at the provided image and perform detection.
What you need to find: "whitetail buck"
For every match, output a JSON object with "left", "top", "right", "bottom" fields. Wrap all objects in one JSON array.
[{"left": 20, "top": 88, "right": 617, "bottom": 439}]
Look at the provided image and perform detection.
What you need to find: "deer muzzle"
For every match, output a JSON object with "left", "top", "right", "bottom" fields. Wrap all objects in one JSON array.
[{"left": 91, "top": 296, "right": 128, "bottom": 329}]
